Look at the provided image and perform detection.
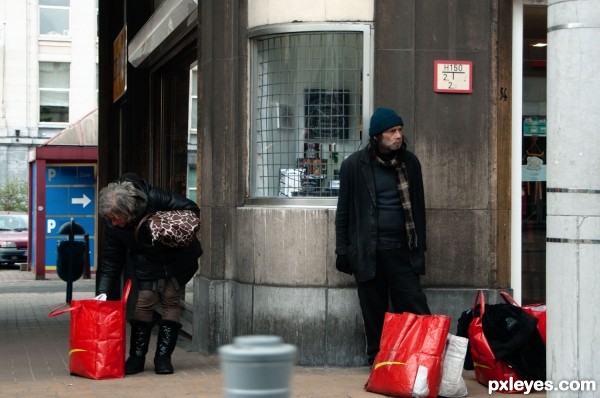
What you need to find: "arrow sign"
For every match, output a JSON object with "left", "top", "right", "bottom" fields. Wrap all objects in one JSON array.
[{"left": 72, "top": 194, "right": 91, "bottom": 208}]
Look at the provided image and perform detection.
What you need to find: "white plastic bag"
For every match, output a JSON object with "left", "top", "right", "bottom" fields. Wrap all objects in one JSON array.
[
  {"left": 412, "top": 365, "right": 430, "bottom": 397},
  {"left": 438, "top": 334, "right": 468, "bottom": 398}
]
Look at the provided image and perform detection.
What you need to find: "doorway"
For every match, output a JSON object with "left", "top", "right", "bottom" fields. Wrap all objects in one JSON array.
[
  {"left": 150, "top": 45, "right": 197, "bottom": 193},
  {"left": 149, "top": 42, "right": 199, "bottom": 326},
  {"left": 521, "top": 5, "right": 547, "bottom": 305}
]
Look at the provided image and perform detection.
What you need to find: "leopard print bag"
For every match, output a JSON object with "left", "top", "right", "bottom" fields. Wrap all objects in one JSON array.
[{"left": 135, "top": 210, "right": 201, "bottom": 248}]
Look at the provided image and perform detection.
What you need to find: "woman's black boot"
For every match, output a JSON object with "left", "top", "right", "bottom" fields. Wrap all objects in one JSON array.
[
  {"left": 125, "top": 320, "right": 154, "bottom": 375},
  {"left": 154, "top": 320, "right": 182, "bottom": 374}
]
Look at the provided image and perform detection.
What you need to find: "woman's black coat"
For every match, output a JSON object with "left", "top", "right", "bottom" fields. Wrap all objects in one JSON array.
[
  {"left": 335, "top": 146, "right": 427, "bottom": 283},
  {"left": 97, "top": 173, "right": 202, "bottom": 295}
]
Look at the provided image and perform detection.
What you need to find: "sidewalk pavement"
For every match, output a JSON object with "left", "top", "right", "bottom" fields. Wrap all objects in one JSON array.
[{"left": 0, "top": 266, "right": 544, "bottom": 397}]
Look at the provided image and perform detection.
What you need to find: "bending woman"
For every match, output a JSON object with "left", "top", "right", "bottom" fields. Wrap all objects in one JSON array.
[{"left": 96, "top": 173, "right": 202, "bottom": 375}]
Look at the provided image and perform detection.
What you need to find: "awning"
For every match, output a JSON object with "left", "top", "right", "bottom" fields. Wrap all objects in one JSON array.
[{"left": 42, "top": 108, "right": 98, "bottom": 147}]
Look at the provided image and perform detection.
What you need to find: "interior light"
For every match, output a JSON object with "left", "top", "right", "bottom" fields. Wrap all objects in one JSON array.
[{"left": 532, "top": 42, "right": 547, "bottom": 47}]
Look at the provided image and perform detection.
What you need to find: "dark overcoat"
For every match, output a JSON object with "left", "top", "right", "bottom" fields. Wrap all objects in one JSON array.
[{"left": 335, "top": 145, "right": 427, "bottom": 282}]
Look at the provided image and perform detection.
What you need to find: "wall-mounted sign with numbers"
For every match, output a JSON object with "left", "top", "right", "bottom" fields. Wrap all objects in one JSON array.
[{"left": 434, "top": 60, "right": 473, "bottom": 94}]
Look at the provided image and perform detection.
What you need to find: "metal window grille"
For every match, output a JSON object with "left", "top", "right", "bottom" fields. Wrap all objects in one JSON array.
[{"left": 252, "top": 31, "right": 364, "bottom": 199}]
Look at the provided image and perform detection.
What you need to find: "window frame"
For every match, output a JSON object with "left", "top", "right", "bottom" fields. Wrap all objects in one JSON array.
[
  {"left": 39, "top": 61, "right": 71, "bottom": 125},
  {"left": 247, "top": 23, "right": 373, "bottom": 207},
  {"left": 188, "top": 63, "right": 198, "bottom": 201},
  {"left": 39, "top": 0, "right": 71, "bottom": 38}
]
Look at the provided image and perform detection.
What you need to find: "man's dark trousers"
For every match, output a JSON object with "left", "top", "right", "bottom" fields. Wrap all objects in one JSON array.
[{"left": 356, "top": 247, "right": 431, "bottom": 365}]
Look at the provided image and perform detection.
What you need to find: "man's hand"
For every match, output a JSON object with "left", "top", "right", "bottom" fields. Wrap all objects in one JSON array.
[{"left": 335, "top": 255, "right": 352, "bottom": 275}]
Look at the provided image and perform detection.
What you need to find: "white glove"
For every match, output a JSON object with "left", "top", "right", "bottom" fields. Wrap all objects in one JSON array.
[{"left": 93, "top": 293, "right": 107, "bottom": 301}]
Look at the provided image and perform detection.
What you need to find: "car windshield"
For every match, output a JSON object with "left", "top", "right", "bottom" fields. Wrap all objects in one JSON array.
[{"left": 0, "top": 214, "right": 28, "bottom": 231}]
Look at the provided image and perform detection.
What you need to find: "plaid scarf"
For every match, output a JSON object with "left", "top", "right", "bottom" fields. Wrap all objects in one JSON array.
[{"left": 370, "top": 143, "right": 418, "bottom": 250}]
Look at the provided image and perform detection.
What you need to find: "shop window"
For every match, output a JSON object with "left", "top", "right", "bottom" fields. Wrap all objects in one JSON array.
[
  {"left": 39, "top": 0, "right": 70, "bottom": 37},
  {"left": 189, "top": 66, "right": 198, "bottom": 134},
  {"left": 249, "top": 25, "right": 371, "bottom": 201},
  {"left": 187, "top": 64, "right": 198, "bottom": 201},
  {"left": 39, "top": 62, "right": 70, "bottom": 123}
]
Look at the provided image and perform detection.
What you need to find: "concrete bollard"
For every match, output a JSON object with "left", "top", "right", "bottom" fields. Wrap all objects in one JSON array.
[{"left": 218, "top": 335, "right": 297, "bottom": 398}]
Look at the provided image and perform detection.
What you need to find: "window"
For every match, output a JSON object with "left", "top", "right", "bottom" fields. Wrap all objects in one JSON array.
[
  {"left": 189, "top": 66, "right": 198, "bottom": 135},
  {"left": 39, "top": 0, "right": 70, "bottom": 37},
  {"left": 39, "top": 62, "right": 70, "bottom": 123},
  {"left": 250, "top": 25, "right": 371, "bottom": 202},
  {"left": 187, "top": 64, "right": 198, "bottom": 201}
]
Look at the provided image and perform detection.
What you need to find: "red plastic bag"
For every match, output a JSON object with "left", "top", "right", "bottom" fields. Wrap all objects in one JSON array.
[
  {"left": 365, "top": 312, "right": 451, "bottom": 398},
  {"left": 500, "top": 290, "right": 546, "bottom": 344},
  {"left": 468, "top": 290, "right": 524, "bottom": 392},
  {"left": 49, "top": 280, "right": 131, "bottom": 379}
]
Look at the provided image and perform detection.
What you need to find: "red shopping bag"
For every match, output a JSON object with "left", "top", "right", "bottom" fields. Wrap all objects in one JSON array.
[
  {"left": 365, "top": 312, "right": 450, "bottom": 398},
  {"left": 468, "top": 290, "right": 524, "bottom": 392},
  {"left": 500, "top": 290, "right": 546, "bottom": 344},
  {"left": 49, "top": 280, "right": 131, "bottom": 379}
]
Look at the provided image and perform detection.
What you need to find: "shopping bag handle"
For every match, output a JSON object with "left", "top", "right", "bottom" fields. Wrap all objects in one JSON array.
[
  {"left": 134, "top": 212, "right": 156, "bottom": 247},
  {"left": 499, "top": 290, "right": 519, "bottom": 306},
  {"left": 472, "top": 289, "right": 486, "bottom": 316},
  {"left": 122, "top": 279, "right": 132, "bottom": 307},
  {"left": 48, "top": 302, "right": 77, "bottom": 317},
  {"left": 49, "top": 279, "right": 131, "bottom": 317}
]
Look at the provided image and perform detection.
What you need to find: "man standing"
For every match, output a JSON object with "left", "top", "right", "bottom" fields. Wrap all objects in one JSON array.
[{"left": 335, "top": 108, "right": 431, "bottom": 365}]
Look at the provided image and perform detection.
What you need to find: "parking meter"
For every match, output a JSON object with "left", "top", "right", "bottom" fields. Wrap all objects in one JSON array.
[{"left": 57, "top": 218, "right": 87, "bottom": 303}]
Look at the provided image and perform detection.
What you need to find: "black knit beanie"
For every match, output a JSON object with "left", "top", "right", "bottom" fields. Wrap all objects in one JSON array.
[{"left": 369, "top": 108, "right": 404, "bottom": 137}]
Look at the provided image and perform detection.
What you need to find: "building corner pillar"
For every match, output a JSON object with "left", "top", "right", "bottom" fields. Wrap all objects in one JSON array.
[{"left": 546, "top": 0, "right": 600, "bottom": 392}]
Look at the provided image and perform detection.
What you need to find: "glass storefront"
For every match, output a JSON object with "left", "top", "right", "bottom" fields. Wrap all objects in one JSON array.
[{"left": 521, "top": 5, "right": 547, "bottom": 304}]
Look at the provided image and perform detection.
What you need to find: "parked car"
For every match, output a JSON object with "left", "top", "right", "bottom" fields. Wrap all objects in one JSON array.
[{"left": 0, "top": 211, "right": 28, "bottom": 266}]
